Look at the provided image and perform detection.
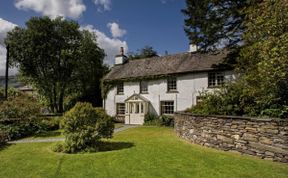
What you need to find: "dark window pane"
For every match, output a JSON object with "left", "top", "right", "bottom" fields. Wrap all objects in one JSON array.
[
  {"left": 116, "top": 103, "right": 125, "bottom": 115},
  {"left": 140, "top": 81, "right": 148, "bottom": 93},
  {"left": 117, "top": 82, "right": 124, "bottom": 94},
  {"left": 167, "top": 77, "right": 177, "bottom": 91}
]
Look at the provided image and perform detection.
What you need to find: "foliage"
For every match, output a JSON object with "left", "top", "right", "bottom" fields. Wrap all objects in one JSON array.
[
  {"left": 237, "top": 0, "right": 288, "bottom": 114},
  {"left": 144, "top": 114, "right": 174, "bottom": 127},
  {"left": 159, "top": 115, "right": 174, "bottom": 127},
  {"left": 0, "top": 87, "right": 22, "bottom": 101},
  {"left": 144, "top": 113, "right": 160, "bottom": 126},
  {"left": 0, "top": 116, "right": 61, "bottom": 141},
  {"left": 182, "top": 0, "right": 247, "bottom": 50},
  {"left": 61, "top": 102, "right": 114, "bottom": 153},
  {"left": 0, "top": 94, "right": 41, "bottom": 120},
  {"left": 0, "top": 91, "right": 61, "bottom": 140},
  {"left": 71, "top": 30, "right": 109, "bottom": 107},
  {"left": 39, "top": 116, "right": 62, "bottom": 131},
  {"left": 187, "top": 0, "right": 288, "bottom": 119},
  {"left": 0, "top": 130, "right": 7, "bottom": 146},
  {"left": 188, "top": 83, "right": 245, "bottom": 115},
  {"left": 5, "top": 16, "right": 107, "bottom": 113},
  {"left": 127, "top": 45, "right": 158, "bottom": 60}
]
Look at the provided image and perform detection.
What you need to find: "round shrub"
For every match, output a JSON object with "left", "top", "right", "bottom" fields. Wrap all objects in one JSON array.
[{"left": 61, "top": 102, "right": 114, "bottom": 153}]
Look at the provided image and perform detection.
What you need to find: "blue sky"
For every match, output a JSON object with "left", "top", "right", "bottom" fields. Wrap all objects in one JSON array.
[{"left": 0, "top": 0, "right": 189, "bottom": 75}]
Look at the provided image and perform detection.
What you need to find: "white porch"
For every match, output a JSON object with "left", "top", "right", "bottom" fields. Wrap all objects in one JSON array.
[{"left": 124, "top": 94, "right": 149, "bottom": 125}]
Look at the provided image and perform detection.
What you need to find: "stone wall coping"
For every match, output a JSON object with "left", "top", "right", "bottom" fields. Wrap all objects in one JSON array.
[{"left": 174, "top": 111, "right": 288, "bottom": 123}]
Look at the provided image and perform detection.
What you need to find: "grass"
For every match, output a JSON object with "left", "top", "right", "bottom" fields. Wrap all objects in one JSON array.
[
  {"left": 0, "top": 127, "right": 287, "bottom": 178},
  {"left": 20, "top": 129, "right": 64, "bottom": 140},
  {"left": 114, "top": 123, "right": 124, "bottom": 129}
]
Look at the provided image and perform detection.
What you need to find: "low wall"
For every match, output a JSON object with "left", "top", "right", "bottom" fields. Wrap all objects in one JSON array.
[{"left": 174, "top": 112, "right": 288, "bottom": 163}]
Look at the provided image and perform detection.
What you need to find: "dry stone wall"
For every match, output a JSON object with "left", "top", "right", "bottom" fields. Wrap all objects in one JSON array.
[{"left": 174, "top": 112, "right": 288, "bottom": 163}]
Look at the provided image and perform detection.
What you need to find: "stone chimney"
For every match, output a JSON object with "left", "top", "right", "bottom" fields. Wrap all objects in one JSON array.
[
  {"left": 115, "top": 47, "right": 127, "bottom": 65},
  {"left": 189, "top": 44, "right": 198, "bottom": 53}
]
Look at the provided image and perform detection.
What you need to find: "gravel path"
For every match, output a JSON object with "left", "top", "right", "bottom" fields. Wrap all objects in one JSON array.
[{"left": 8, "top": 125, "right": 138, "bottom": 144}]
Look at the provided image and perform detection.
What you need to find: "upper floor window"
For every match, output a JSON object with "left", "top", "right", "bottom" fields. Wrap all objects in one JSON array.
[
  {"left": 140, "top": 81, "right": 148, "bottom": 93},
  {"left": 208, "top": 72, "right": 224, "bottom": 87},
  {"left": 167, "top": 77, "right": 177, "bottom": 92},
  {"left": 117, "top": 82, "right": 124, "bottom": 94}
]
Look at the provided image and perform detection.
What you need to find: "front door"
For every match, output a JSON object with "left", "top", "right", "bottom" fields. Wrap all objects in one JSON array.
[{"left": 125, "top": 102, "right": 145, "bottom": 125}]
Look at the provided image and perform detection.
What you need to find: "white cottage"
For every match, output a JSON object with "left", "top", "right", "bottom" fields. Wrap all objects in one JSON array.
[{"left": 103, "top": 47, "right": 234, "bottom": 125}]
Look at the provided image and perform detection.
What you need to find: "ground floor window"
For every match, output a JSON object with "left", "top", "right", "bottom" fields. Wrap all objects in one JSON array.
[
  {"left": 116, "top": 103, "right": 125, "bottom": 115},
  {"left": 160, "top": 101, "right": 174, "bottom": 115}
]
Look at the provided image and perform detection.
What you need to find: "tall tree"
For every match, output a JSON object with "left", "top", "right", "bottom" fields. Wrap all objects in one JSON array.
[
  {"left": 5, "top": 17, "right": 107, "bottom": 113},
  {"left": 238, "top": 0, "right": 288, "bottom": 111},
  {"left": 74, "top": 30, "right": 108, "bottom": 107},
  {"left": 127, "top": 45, "right": 158, "bottom": 60},
  {"left": 182, "top": 0, "right": 247, "bottom": 51}
]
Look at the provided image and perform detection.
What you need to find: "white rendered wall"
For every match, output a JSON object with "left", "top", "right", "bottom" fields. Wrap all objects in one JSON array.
[{"left": 104, "top": 71, "right": 235, "bottom": 117}]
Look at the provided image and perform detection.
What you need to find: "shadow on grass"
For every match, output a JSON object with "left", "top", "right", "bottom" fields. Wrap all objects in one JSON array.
[
  {"left": 33, "top": 131, "right": 62, "bottom": 138},
  {"left": 52, "top": 141, "right": 135, "bottom": 154},
  {"left": 97, "top": 141, "right": 134, "bottom": 152},
  {"left": 0, "top": 143, "right": 12, "bottom": 151}
]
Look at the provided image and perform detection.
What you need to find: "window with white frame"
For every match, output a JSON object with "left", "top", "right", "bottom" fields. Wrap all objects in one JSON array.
[
  {"left": 208, "top": 72, "right": 225, "bottom": 87},
  {"left": 140, "top": 81, "right": 148, "bottom": 93},
  {"left": 116, "top": 103, "right": 125, "bottom": 115},
  {"left": 167, "top": 77, "right": 177, "bottom": 92},
  {"left": 117, "top": 82, "right": 124, "bottom": 94},
  {"left": 160, "top": 101, "right": 174, "bottom": 115}
]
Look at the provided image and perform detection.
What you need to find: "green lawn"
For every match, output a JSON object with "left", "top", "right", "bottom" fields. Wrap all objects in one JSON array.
[{"left": 0, "top": 127, "right": 287, "bottom": 178}]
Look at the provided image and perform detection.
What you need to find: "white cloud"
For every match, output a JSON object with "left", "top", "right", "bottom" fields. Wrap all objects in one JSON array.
[
  {"left": 0, "top": 18, "right": 17, "bottom": 45},
  {"left": 0, "top": 18, "right": 17, "bottom": 76},
  {"left": 93, "top": 0, "right": 111, "bottom": 12},
  {"left": 14, "top": 0, "right": 86, "bottom": 19},
  {"left": 81, "top": 25, "right": 128, "bottom": 65},
  {"left": 107, "top": 22, "right": 127, "bottom": 38}
]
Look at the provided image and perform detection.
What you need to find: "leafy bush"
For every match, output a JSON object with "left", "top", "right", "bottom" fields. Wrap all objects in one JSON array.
[
  {"left": 0, "top": 94, "right": 41, "bottom": 120},
  {"left": 0, "top": 87, "right": 22, "bottom": 101},
  {"left": 188, "top": 81, "right": 288, "bottom": 119},
  {"left": 39, "top": 116, "right": 61, "bottom": 131},
  {"left": 144, "top": 114, "right": 174, "bottom": 127},
  {"left": 159, "top": 115, "right": 174, "bottom": 127},
  {"left": 144, "top": 114, "right": 160, "bottom": 126},
  {"left": 260, "top": 107, "right": 288, "bottom": 118},
  {"left": 60, "top": 102, "right": 114, "bottom": 153}
]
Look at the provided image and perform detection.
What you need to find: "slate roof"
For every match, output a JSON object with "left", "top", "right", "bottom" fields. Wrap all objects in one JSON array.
[{"left": 104, "top": 50, "right": 230, "bottom": 81}]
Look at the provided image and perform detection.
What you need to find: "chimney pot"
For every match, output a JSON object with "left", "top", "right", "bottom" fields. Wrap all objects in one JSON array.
[
  {"left": 115, "top": 47, "right": 127, "bottom": 65},
  {"left": 120, "top": 47, "right": 124, "bottom": 55},
  {"left": 189, "top": 44, "right": 198, "bottom": 52}
]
